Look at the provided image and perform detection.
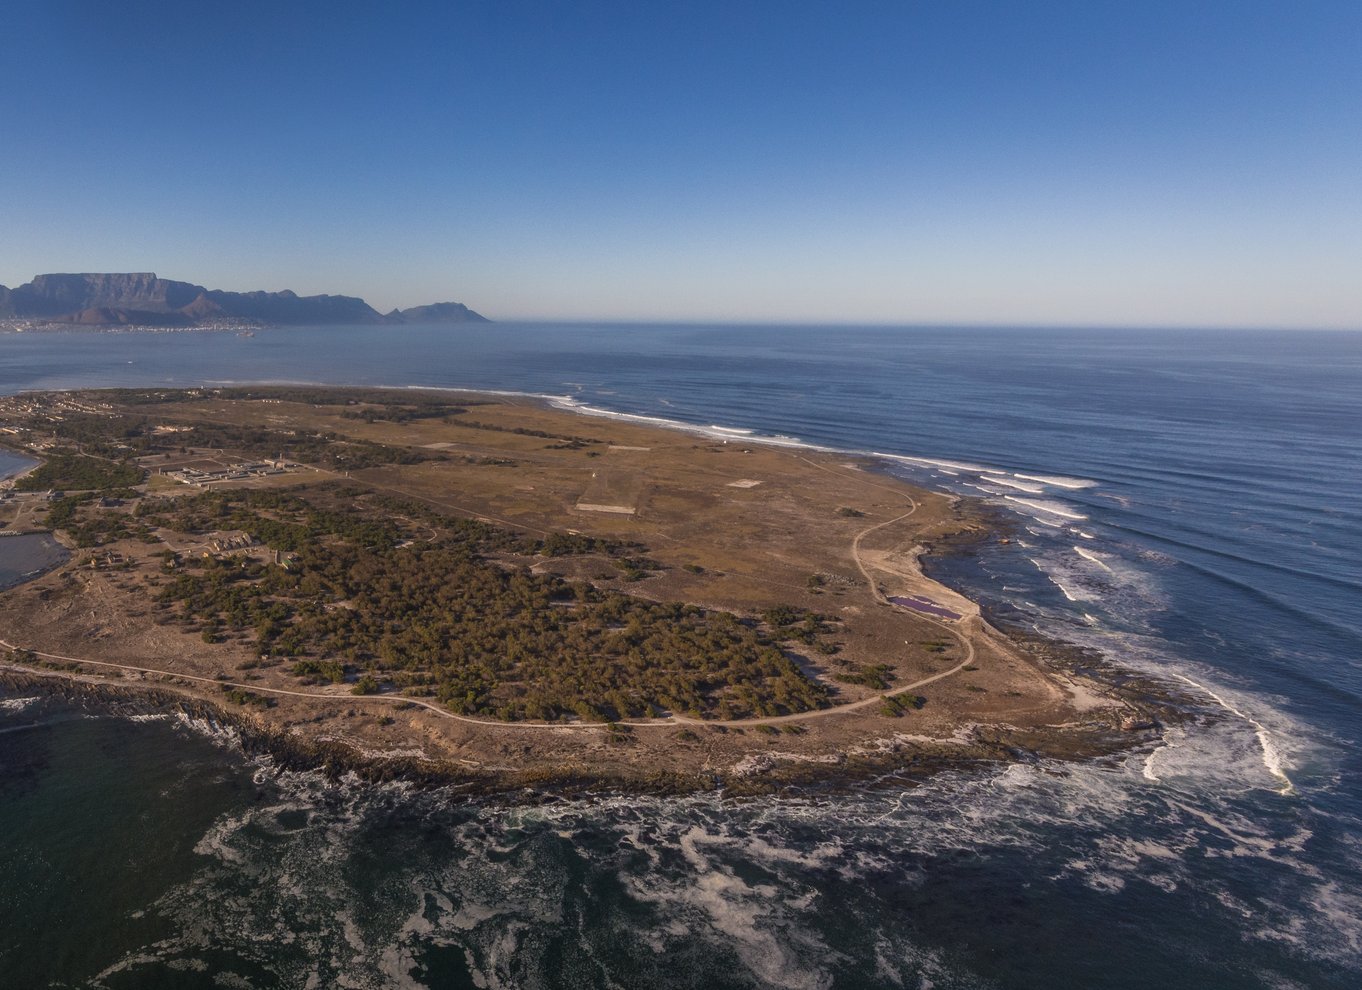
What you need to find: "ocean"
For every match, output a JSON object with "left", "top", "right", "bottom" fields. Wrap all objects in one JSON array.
[{"left": 1, "top": 324, "right": 1359, "bottom": 989}]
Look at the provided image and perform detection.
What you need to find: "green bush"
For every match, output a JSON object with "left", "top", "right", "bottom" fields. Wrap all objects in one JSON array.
[{"left": 16, "top": 453, "right": 144, "bottom": 492}]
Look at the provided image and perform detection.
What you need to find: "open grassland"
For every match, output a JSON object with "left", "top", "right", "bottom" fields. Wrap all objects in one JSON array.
[{"left": 0, "top": 386, "right": 1140, "bottom": 785}]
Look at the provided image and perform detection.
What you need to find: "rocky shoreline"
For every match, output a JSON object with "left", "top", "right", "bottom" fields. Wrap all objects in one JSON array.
[
  {"left": 0, "top": 644, "right": 1186, "bottom": 804},
  {"left": 0, "top": 385, "right": 1198, "bottom": 803}
]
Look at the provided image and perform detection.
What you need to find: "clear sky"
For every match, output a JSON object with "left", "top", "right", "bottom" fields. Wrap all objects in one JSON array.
[{"left": 2, "top": 0, "right": 1360, "bottom": 327}]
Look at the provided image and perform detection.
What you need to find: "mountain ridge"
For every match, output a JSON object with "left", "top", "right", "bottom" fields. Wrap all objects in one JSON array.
[{"left": 0, "top": 272, "right": 489, "bottom": 326}]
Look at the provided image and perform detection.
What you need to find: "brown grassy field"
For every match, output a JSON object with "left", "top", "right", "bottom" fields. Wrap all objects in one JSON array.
[{"left": 0, "top": 387, "right": 1157, "bottom": 789}]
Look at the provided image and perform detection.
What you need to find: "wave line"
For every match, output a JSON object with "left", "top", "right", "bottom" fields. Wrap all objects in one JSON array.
[{"left": 1168, "top": 673, "right": 1295, "bottom": 795}]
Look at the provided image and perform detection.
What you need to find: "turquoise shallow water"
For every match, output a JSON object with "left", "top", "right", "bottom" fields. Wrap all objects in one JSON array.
[{"left": 1, "top": 324, "right": 1359, "bottom": 988}]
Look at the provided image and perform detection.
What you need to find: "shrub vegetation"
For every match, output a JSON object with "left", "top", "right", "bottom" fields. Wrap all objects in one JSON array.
[{"left": 150, "top": 488, "right": 830, "bottom": 722}]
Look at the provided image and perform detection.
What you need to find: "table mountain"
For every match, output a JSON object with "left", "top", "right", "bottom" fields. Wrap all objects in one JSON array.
[{"left": 0, "top": 273, "right": 488, "bottom": 326}]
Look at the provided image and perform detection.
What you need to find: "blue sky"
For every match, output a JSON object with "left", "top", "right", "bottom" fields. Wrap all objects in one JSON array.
[{"left": 2, "top": 0, "right": 1359, "bottom": 326}]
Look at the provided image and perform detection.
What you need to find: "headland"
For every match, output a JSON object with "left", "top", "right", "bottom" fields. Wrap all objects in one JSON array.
[{"left": 0, "top": 387, "right": 1173, "bottom": 794}]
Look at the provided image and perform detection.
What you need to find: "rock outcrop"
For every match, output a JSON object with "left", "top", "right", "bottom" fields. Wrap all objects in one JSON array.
[{"left": 386, "top": 301, "right": 489, "bottom": 324}]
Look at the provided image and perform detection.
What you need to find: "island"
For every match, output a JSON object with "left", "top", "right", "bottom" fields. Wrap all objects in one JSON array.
[
  {"left": 0, "top": 387, "right": 1169, "bottom": 794},
  {"left": 0, "top": 272, "right": 488, "bottom": 328}
]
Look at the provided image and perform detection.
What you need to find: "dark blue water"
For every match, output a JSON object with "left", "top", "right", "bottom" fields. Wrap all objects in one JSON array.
[
  {"left": 1, "top": 324, "right": 1359, "bottom": 988},
  {"left": 0, "top": 450, "right": 33, "bottom": 480},
  {"left": 0, "top": 532, "right": 67, "bottom": 591}
]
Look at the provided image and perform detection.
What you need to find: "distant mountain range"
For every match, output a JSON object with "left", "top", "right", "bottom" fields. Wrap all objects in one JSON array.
[{"left": 0, "top": 273, "right": 489, "bottom": 326}]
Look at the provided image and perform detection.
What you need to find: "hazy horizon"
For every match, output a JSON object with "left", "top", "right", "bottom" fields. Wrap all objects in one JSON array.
[{"left": 4, "top": 1, "right": 1360, "bottom": 329}]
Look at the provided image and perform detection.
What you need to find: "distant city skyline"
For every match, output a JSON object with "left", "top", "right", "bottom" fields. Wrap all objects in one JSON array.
[{"left": 3, "top": 1, "right": 1360, "bottom": 328}]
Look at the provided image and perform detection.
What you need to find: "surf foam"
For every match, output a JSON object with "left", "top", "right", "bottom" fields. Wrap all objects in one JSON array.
[
  {"left": 1015, "top": 473, "right": 1099, "bottom": 490},
  {"left": 1005, "top": 496, "right": 1089, "bottom": 521}
]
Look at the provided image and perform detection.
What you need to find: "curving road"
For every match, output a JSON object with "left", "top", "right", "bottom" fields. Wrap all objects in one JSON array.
[{"left": 0, "top": 462, "right": 985, "bottom": 731}]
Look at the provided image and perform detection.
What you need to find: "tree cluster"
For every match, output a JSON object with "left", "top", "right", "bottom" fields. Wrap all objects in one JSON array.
[
  {"left": 15, "top": 453, "right": 145, "bottom": 492},
  {"left": 151, "top": 489, "right": 829, "bottom": 722}
]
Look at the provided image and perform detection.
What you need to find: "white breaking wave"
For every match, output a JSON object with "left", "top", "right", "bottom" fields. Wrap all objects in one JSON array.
[
  {"left": 550, "top": 396, "right": 824, "bottom": 449},
  {"left": 1015, "top": 473, "right": 1099, "bottom": 490},
  {"left": 1050, "top": 577, "right": 1084, "bottom": 602},
  {"left": 1166, "top": 672, "right": 1296, "bottom": 795},
  {"left": 989, "top": 477, "right": 1047, "bottom": 494},
  {"left": 1074, "top": 546, "right": 1114, "bottom": 572},
  {"left": 870, "top": 452, "right": 992, "bottom": 473},
  {"left": 1004, "top": 496, "right": 1089, "bottom": 521}
]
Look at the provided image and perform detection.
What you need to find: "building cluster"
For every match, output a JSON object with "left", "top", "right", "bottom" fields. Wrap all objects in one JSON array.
[
  {"left": 88, "top": 549, "right": 127, "bottom": 570},
  {"left": 206, "top": 531, "right": 260, "bottom": 554},
  {"left": 0, "top": 394, "right": 112, "bottom": 421},
  {"left": 162, "top": 459, "right": 296, "bottom": 487}
]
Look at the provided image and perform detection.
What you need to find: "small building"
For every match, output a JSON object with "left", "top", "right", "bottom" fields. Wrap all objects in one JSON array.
[{"left": 206, "top": 531, "right": 259, "bottom": 554}]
